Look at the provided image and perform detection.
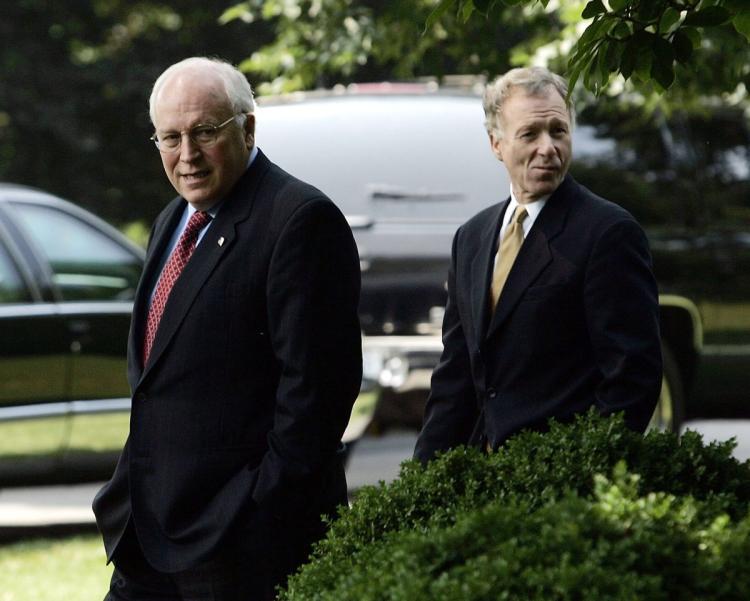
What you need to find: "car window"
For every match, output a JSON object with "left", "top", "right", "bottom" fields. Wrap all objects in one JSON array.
[
  {"left": 0, "top": 241, "right": 30, "bottom": 303},
  {"left": 10, "top": 203, "right": 141, "bottom": 301}
]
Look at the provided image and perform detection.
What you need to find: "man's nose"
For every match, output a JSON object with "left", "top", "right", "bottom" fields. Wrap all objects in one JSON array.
[
  {"left": 537, "top": 132, "right": 556, "bottom": 155},
  {"left": 179, "top": 134, "right": 201, "bottom": 161}
]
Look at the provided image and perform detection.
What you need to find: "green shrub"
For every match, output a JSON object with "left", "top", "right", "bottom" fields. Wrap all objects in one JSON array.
[
  {"left": 284, "top": 470, "right": 750, "bottom": 601},
  {"left": 280, "top": 411, "right": 750, "bottom": 600}
]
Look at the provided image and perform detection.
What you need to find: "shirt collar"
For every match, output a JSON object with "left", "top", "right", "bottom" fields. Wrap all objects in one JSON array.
[{"left": 505, "top": 185, "right": 549, "bottom": 226}]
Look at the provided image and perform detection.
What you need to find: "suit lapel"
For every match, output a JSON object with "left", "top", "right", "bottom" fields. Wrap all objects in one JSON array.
[
  {"left": 485, "top": 176, "right": 574, "bottom": 340},
  {"left": 127, "top": 198, "right": 185, "bottom": 388},
  {"left": 470, "top": 199, "right": 508, "bottom": 344},
  {"left": 137, "top": 150, "right": 272, "bottom": 384}
]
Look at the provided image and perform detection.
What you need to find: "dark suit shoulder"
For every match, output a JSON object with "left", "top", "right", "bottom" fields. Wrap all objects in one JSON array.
[
  {"left": 265, "top": 160, "right": 329, "bottom": 203},
  {"left": 564, "top": 176, "right": 638, "bottom": 230},
  {"left": 261, "top": 158, "right": 343, "bottom": 220},
  {"left": 153, "top": 196, "right": 185, "bottom": 228},
  {"left": 454, "top": 201, "right": 504, "bottom": 249},
  {"left": 464, "top": 201, "right": 504, "bottom": 230},
  {"left": 240, "top": 156, "right": 350, "bottom": 254}
]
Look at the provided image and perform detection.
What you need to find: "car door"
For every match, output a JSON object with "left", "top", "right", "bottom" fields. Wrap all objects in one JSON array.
[
  {"left": 7, "top": 199, "right": 142, "bottom": 480},
  {"left": 0, "top": 222, "right": 69, "bottom": 484}
]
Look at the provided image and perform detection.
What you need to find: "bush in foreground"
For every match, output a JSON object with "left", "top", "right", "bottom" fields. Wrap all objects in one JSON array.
[{"left": 280, "top": 411, "right": 750, "bottom": 600}]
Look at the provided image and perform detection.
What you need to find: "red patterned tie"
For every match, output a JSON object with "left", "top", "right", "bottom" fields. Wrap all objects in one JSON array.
[{"left": 142, "top": 210, "right": 212, "bottom": 365}]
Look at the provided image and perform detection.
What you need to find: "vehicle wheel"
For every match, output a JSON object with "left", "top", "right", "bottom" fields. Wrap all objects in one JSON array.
[{"left": 648, "top": 343, "right": 685, "bottom": 433}]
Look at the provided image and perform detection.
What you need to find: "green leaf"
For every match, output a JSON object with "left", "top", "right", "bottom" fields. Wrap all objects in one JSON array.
[
  {"left": 566, "top": 62, "right": 584, "bottom": 100},
  {"left": 637, "top": 0, "right": 667, "bottom": 23},
  {"left": 620, "top": 42, "right": 636, "bottom": 79},
  {"left": 609, "top": 0, "right": 629, "bottom": 11},
  {"left": 613, "top": 21, "right": 631, "bottom": 39},
  {"left": 672, "top": 31, "right": 693, "bottom": 63},
  {"left": 651, "top": 37, "right": 675, "bottom": 89},
  {"left": 680, "top": 26, "right": 701, "bottom": 48},
  {"left": 581, "top": 40, "right": 609, "bottom": 94},
  {"left": 659, "top": 8, "right": 682, "bottom": 34},
  {"left": 583, "top": 61, "right": 597, "bottom": 92},
  {"left": 595, "top": 44, "right": 611, "bottom": 90},
  {"left": 425, "top": 0, "right": 457, "bottom": 32},
  {"left": 219, "top": 2, "right": 252, "bottom": 25},
  {"left": 683, "top": 6, "right": 732, "bottom": 27},
  {"left": 582, "top": 0, "right": 606, "bottom": 19},
  {"left": 568, "top": 44, "right": 596, "bottom": 77},
  {"left": 630, "top": 31, "right": 654, "bottom": 82},
  {"left": 604, "top": 39, "right": 624, "bottom": 71},
  {"left": 576, "top": 17, "right": 609, "bottom": 51},
  {"left": 733, "top": 12, "right": 750, "bottom": 42},
  {"left": 460, "top": 0, "right": 476, "bottom": 22}
]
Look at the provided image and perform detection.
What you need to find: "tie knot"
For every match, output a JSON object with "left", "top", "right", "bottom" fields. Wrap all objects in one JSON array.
[
  {"left": 513, "top": 206, "right": 528, "bottom": 224},
  {"left": 185, "top": 211, "right": 212, "bottom": 236}
]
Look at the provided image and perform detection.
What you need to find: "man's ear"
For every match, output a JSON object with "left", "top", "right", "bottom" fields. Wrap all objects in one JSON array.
[
  {"left": 244, "top": 113, "right": 256, "bottom": 148},
  {"left": 489, "top": 132, "right": 504, "bottom": 162}
]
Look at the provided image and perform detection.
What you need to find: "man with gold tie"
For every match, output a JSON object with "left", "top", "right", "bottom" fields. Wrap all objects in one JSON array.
[{"left": 414, "top": 66, "right": 662, "bottom": 462}]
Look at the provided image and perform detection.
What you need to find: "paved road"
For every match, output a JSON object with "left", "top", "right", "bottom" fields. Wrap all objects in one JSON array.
[
  {"left": 0, "top": 430, "right": 417, "bottom": 531},
  {"left": 1, "top": 420, "right": 749, "bottom": 531}
]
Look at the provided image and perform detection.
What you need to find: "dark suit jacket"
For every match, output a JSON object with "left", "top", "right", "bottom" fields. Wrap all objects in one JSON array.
[
  {"left": 414, "top": 175, "right": 662, "bottom": 462},
  {"left": 93, "top": 150, "right": 362, "bottom": 579}
]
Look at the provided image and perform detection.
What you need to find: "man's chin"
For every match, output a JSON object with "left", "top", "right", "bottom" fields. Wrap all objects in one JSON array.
[
  {"left": 181, "top": 189, "right": 217, "bottom": 210},
  {"left": 532, "top": 174, "right": 563, "bottom": 194}
]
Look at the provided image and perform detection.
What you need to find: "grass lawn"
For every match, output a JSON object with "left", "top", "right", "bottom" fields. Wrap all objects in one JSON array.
[{"left": 0, "top": 535, "right": 111, "bottom": 601}]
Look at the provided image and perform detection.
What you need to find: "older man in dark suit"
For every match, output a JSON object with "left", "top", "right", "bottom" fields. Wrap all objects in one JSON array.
[
  {"left": 414, "top": 66, "right": 662, "bottom": 462},
  {"left": 93, "top": 57, "right": 362, "bottom": 600}
]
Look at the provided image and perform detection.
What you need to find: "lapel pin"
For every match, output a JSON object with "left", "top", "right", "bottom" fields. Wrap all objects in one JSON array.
[{"left": 218, "top": 236, "right": 225, "bottom": 247}]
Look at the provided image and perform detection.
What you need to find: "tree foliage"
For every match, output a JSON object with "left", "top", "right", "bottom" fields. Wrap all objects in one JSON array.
[
  {"left": 429, "top": 0, "right": 750, "bottom": 97},
  {"left": 224, "top": 0, "right": 750, "bottom": 106},
  {"left": 220, "top": 0, "right": 562, "bottom": 94}
]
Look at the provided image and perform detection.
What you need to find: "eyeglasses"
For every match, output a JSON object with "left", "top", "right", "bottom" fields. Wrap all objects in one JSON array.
[{"left": 150, "top": 115, "right": 241, "bottom": 152}]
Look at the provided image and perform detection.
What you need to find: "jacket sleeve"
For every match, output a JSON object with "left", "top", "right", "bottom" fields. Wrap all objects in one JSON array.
[
  {"left": 584, "top": 217, "right": 663, "bottom": 431},
  {"left": 414, "top": 228, "right": 480, "bottom": 463},
  {"left": 248, "top": 196, "right": 362, "bottom": 510}
]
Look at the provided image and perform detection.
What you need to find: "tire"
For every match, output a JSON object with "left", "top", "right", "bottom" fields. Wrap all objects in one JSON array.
[{"left": 648, "top": 343, "right": 685, "bottom": 433}]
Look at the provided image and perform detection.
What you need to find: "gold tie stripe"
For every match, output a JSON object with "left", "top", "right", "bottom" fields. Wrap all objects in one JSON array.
[{"left": 490, "top": 206, "right": 528, "bottom": 311}]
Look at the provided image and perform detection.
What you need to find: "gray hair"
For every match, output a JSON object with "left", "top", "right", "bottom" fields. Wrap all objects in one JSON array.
[
  {"left": 149, "top": 57, "right": 255, "bottom": 125},
  {"left": 483, "top": 67, "right": 575, "bottom": 138}
]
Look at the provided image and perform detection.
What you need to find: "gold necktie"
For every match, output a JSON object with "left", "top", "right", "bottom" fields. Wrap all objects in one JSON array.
[{"left": 490, "top": 206, "right": 528, "bottom": 311}]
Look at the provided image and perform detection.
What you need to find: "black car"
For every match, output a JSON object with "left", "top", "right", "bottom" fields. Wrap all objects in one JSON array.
[{"left": 0, "top": 184, "right": 144, "bottom": 485}]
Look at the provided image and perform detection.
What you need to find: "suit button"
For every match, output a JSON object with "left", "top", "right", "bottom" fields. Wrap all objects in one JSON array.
[
  {"left": 488, "top": 388, "right": 497, "bottom": 399},
  {"left": 134, "top": 392, "right": 147, "bottom": 402}
]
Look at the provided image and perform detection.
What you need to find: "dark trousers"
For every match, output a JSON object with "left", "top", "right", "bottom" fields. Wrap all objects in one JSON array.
[{"left": 105, "top": 522, "right": 277, "bottom": 601}]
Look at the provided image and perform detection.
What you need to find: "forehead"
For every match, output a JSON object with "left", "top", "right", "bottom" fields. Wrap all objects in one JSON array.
[
  {"left": 154, "top": 70, "right": 230, "bottom": 128},
  {"left": 502, "top": 87, "right": 569, "bottom": 128}
]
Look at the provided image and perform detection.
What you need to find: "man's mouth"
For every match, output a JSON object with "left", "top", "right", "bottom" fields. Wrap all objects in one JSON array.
[
  {"left": 532, "top": 165, "right": 559, "bottom": 176},
  {"left": 181, "top": 170, "right": 210, "bottom": 182}
]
